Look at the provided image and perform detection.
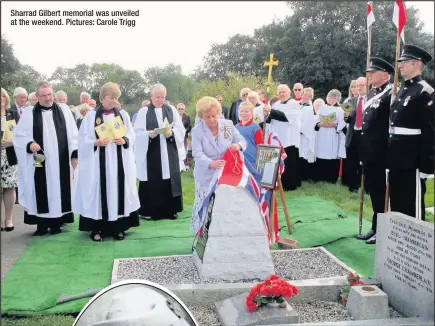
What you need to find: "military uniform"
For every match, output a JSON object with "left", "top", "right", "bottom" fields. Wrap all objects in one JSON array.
[
  {"left": 356, "top": 57, "right": 395, "bottom": 244},
  {"left": 387, "top": 45, "right": 434, "bottom": 221}
]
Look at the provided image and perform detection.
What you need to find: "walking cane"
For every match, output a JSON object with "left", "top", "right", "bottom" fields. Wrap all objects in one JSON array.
[{"left": 358, "top": 162, "right": 365, "bottom": 235}]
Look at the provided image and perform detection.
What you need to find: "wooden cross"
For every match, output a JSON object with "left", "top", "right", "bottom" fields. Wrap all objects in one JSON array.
[{"left": 264, "top": 52, "right": 279, "bottom": 92}]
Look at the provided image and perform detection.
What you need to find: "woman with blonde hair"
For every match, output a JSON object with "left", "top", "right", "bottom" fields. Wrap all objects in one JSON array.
[
  {"left": 190, "top": 96, "right": 247, "bottom": 233},
  {"left": 74, "top": 82, "right": 140, "bottom": 242},
  {"left": 1, "top": 88, "right": 19, "bottom": 231},
  {"left": 344, "top": 80, "right": 358, "bottom": 103}
]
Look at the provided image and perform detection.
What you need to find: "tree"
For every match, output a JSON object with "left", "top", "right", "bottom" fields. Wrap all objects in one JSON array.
[
  {"left": 143, "top": 63, "right": 198, "bottom": 105},
  {"left": 193, "top": 34, "right": 259, "bottom": 82},
  {"left": 1, "top": 36, "right": 21, "bottom": 93}
]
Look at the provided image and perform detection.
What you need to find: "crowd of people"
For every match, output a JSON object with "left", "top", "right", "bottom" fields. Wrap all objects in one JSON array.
[{"left": 1, "top": 44, "right": 433, "bottom": 246}]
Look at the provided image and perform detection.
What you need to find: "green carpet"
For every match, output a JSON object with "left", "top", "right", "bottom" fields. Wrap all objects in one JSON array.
[{"left": 1, "top": 196, "right": 374, "bottom": 316}]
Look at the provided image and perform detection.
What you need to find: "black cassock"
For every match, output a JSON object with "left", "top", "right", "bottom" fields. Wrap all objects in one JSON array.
[
  {"left": 137, "top": 103, "right": 183, "bottom": 220},
  {"left": 387, "top": 75, "right": 434, "bottom": 221}
]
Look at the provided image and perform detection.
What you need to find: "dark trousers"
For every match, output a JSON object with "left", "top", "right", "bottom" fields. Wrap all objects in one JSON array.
[
  {"left": 281, "top": 146, "right": 301, "bottom": 191},
  {"left": 345, "top": 130, "right": 362, "bottom": 190},
  {"left": 389, "top": 169, "right": 426, "bottom": 221},
  {"left": 364, "top": 161, "right": 386, "bottom": 232}
]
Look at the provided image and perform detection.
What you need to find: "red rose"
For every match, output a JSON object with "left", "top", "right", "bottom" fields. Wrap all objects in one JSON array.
[
  {"left": 246, "top": 300, "right": 258, "bottom": 312},
  {"left": 342, "top": 297, "right": 348, "bottom": 304},
  {"left": 260, "top": 285, "right": 273, "bottom": 296},
  {"left": 348, "top": 272, "right": 355, "bottom": 278},
  {"left": 271, "top": 285, "right": 282, "bottom": 297},
  {"left": 281, "top": 285, "right": 293, "bottom": 298},
  {"left": 291, "top": 285, "right": 299, "bottom": 296}
]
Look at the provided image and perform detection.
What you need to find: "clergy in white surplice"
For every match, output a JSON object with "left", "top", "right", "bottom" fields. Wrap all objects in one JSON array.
[
  {"left": 74, "top": 83, "right": 140, "bottom": 242},
  {"left": 266, "top": 84, "right": 304, "bottom": 191},
  {"left": 135, "top": 84, "right": 185, "bottom": 221},
  {"left": 13, "top": 82, "right": 78, "bottom": 236},
  {"left": 298, "top": 88, "right": 316, "bottom": 181},
  {"left": 313, "top": 89, "right": 347, "bottom": 183}
]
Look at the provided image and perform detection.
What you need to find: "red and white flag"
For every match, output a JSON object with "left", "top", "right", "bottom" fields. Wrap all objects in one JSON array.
[
  {"left": 367, "top": 1, "right": 375, "bottom": 29},
  {"left": 393, "top": 1, "right": 407, "bottom": 42}
]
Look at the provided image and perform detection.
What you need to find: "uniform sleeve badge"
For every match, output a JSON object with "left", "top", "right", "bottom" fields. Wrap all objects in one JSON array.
[
  {"left": 403, "top": 96, "right": 411, "bottom": 107},
  {"left": 96, "top": 118, "right": 102, "bottom": 125}
]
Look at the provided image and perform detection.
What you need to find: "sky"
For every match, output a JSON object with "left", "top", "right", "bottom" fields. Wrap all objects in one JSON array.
[{"left": 1, "top": 1, "right": 434, "bottom": 78}]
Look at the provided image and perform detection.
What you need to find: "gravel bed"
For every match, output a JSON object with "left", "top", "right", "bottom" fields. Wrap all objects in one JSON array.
[
  {"left": 115, "top": 248, "right": 350, "bottom": 284},
  {"left": 186, "top": 301, "right": 403, "bottom": 326}
]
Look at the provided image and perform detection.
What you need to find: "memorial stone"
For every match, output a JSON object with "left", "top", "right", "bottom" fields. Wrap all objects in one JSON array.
[
  {"left": 375, "top": 212, "right": 434, "bottom": 320},
  {"left": 193, "top": 185, "right": 275, "bottom": 282}
]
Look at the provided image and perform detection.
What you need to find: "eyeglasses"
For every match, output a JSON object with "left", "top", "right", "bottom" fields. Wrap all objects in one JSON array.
[
  {"left": 293, "top": 89, "right": 302, "bottom": 91},
  {"left": 217, "top": 99, "right": 222, "bottom": 102},
  {"left": 242, "top": 93, "right": 248, "bottom": 96}
]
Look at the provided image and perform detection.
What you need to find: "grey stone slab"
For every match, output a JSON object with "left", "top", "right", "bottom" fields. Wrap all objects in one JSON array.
[
  {"left": 375, "top": 212, "right": 434, "bottom": 319},
  {"left": 194, "top": 185, "right": 274, "bottom": 282},
  {"left": 215, "top": 292, "right": 299, "bottom": 326},
  {"left": 207, "top": 185, "right": 268, "bottom": 238},
  {"left": 203, "top": 236, "right": 274, "bottom": 264},
  {"left": 346, "top": 285, "right": 389, "bottom": 320}
]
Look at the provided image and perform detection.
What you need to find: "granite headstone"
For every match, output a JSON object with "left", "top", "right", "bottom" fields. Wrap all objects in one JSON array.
[
  {"left": 192, "top": 184, "right": 275, "bottom": 282},
  {"left": 375, "top": 212, "right": 434, "bottom": 320}
]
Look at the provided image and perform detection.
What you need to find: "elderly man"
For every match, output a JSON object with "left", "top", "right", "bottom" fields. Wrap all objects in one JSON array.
[
  {"left": 343, "top": 77, "right": 367, "bottom": 193},
  {"left": 387, "top": 44, "right": 434, "bottom": 222},
  {"left": 54, "top": 90, "right": 68, "bottom": 104},
  {"left": 216, "top": 95, "right": 229, "bottom": 119},
  {"left": 89, "top": 99, "right": 96, "bottom": 109},
  {"left": 11, "top": 87, "right": 28, "bottom": 116},
  {"left": 229, "top": 87, "right": 251, "bottom": 125},
  {"left": 13, "top": 81, "right": 78, "bottom": 236},
  {"left": 28, "top": 92, "right": 38, "bottom": 106},
  {"left": 292, "top": 83, "right": 304, "bottom": 102},
  {"left": 134, "top": 84, "right": 185, "bottom": 221},
  {"left": 132, "top": 99, "right": 150, "bottom": 126},
  {"left": 356, "top": 58, "right": 394, "bottom": 245},
  {"left": 79, "top": 92, "right": 91, "bottom": 104}
]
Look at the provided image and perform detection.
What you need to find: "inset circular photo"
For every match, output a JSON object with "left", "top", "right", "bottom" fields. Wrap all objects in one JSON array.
[{"left": 73, "top": 280, "right": 198, "bottom": 326}]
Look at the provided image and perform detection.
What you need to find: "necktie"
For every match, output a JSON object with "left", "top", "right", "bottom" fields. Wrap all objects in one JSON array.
[{"left": 355, "top": 97, "right": 363, "bottom": 128}]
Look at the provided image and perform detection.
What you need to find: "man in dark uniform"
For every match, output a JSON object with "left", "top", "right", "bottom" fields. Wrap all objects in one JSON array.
[
  {"left": 387, "top": 44, "right": 434, "bottom": 222},
  {"left": 356, "top": 57, "right": 395, "bottom": 244}
]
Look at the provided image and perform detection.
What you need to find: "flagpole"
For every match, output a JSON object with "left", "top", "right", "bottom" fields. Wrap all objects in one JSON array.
[
  {"left": 385, "top": 32, "right": 401, "bottom": 213},
  {"left": 359, "top": 9, "right": 373, "bottom": 235}
]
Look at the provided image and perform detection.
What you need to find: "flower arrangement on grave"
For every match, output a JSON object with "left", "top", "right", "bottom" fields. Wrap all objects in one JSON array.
[
  {"left": 340, "top": 272, "right": 364, "bottom": 304},
  {"left": 245, "top": 274, "right": 299, "bottom": 312}
]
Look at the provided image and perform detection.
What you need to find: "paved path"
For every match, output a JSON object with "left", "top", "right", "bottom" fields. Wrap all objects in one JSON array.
[{"left": 1, "top": 204, "right": 34, "bottom": 279}]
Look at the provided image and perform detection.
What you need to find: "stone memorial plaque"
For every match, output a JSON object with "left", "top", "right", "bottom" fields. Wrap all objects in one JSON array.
[{"left": 375, "top": 212, "right": 434, "bottom": 319}]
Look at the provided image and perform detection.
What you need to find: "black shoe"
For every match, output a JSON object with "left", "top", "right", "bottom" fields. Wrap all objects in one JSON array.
[
  {"left": 356, "top": 229, "right": 375, "bottom": 241},
  {"left": 90, "top": 231, "right": 103, "bottom": 242},
  {"left": 1, "top": 227, "right": 4, "bottom": 232},
  {"left": 141, "top": 216, "right": 153, "bottom": 221},
  {"left": 5, "top": 226, "right": 14, "bottom": 232},
  {"left": 366, "top": 235, "right": 376, "bottom": 244},
  {"left": 34, "top": 228, "right": 48, "bottom": 236},
  {"left": 50, "top": 228, "right": 62, "bottom": 235},
  {"left": 168, "top": 214, "right": 179, "bottom": 220},
  {"left": 113, "top": 231, "right": 125, "bottom": 240}
]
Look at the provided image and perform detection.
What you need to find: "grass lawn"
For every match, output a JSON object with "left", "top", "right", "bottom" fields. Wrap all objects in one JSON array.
[{"left": 1, "top": 172, "right": 433, "bottom": 326}]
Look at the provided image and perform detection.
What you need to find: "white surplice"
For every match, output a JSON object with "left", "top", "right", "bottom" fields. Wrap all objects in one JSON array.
[
  {"left": 73, "top": 110, "right": 140, "bottom": 220},
  {"left": 270, "top": 100, "right": 302, "bottom": 148},
  {"left": 314, "top": 105, "right": 347, "bottom": 160},
  {"left": 13, "top": 103, "right": 78, "bottom": 218},
  {"left": 134, "top": 106, "right": 185, "bottom": 181},
  {"left": 298, "top": 104, "right": 317, "bottom": 163}
]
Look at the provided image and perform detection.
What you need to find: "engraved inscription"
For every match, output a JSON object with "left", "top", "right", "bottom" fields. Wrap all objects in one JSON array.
[{"left": 384, "top": 218, "right": 433, "bottom": 295}]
